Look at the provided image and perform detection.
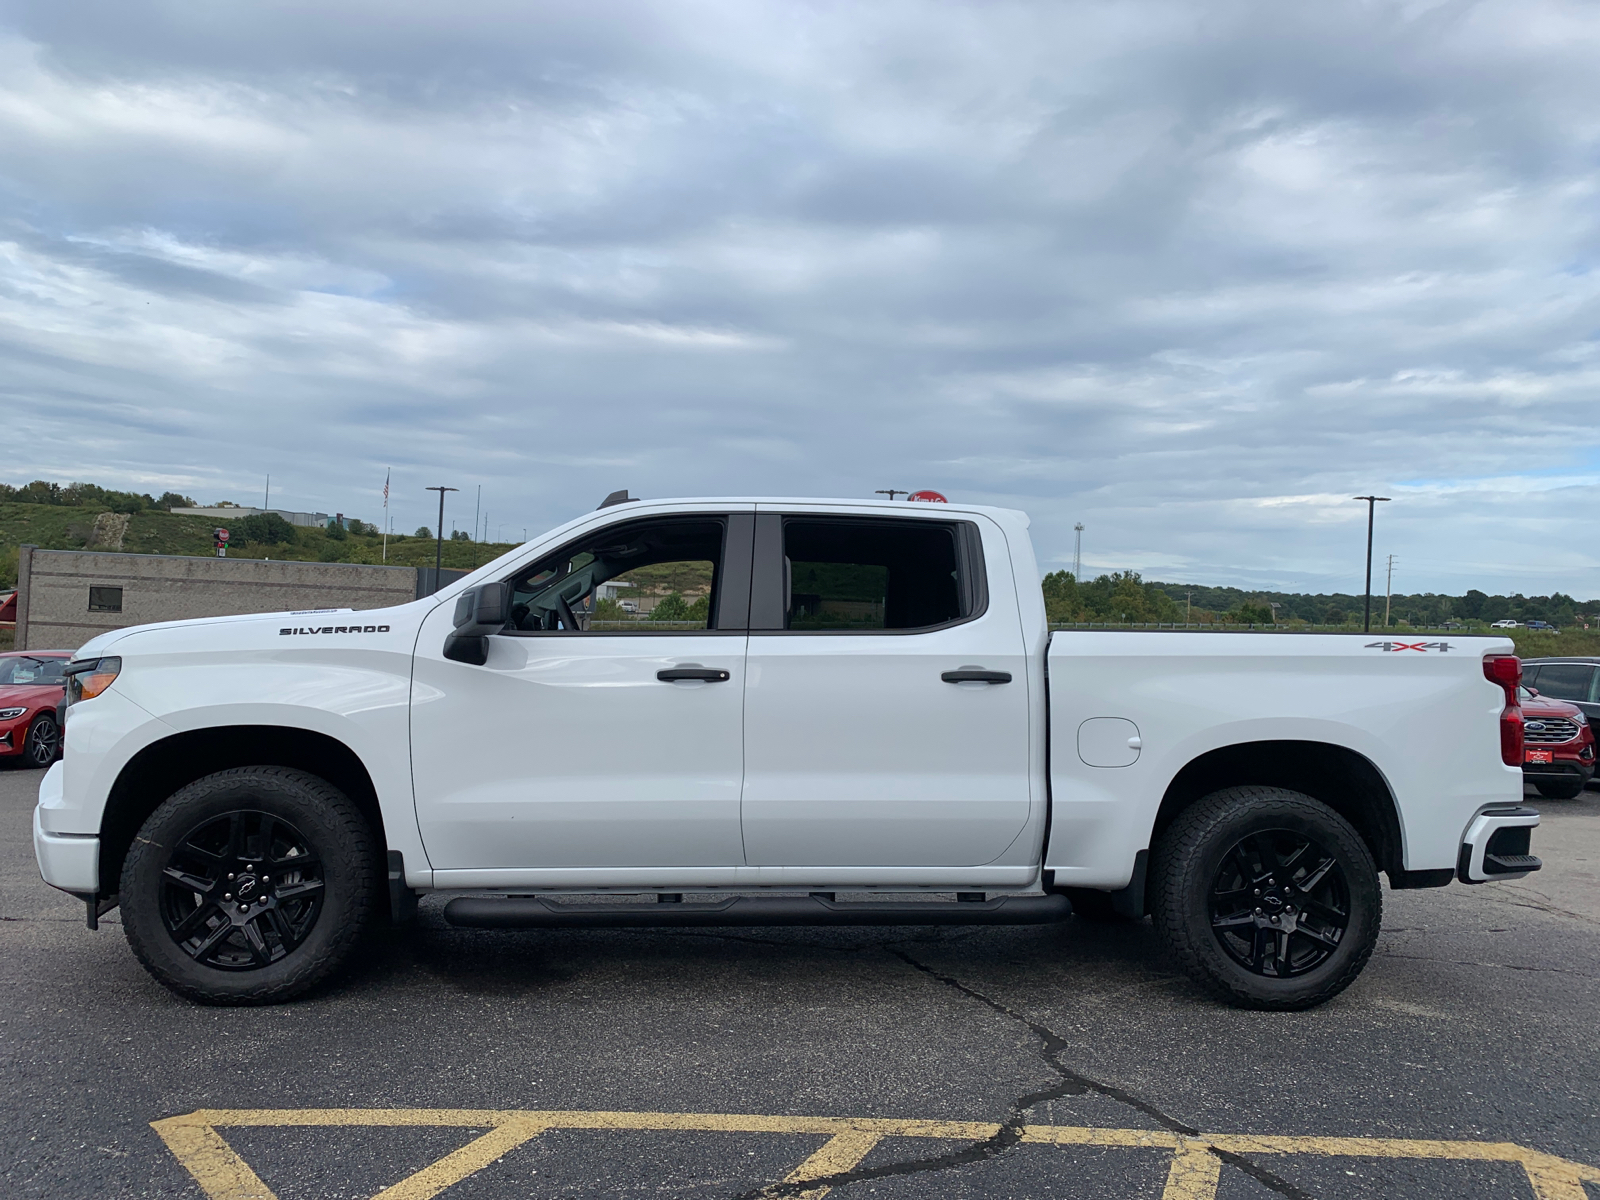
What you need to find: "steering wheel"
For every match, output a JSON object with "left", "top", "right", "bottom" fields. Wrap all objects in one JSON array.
[{"left": 557, "top": 593, "right": 583, "bottom": 632}]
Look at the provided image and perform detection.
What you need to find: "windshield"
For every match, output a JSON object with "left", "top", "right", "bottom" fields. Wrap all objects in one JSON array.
[{"left": 0, "top": 656, "right": 67, "bottom": 687}]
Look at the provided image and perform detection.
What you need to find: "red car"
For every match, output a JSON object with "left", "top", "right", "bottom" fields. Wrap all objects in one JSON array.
[
  {"left": 1520, "top": 685, "right": 1595, "bottom": 799},
  {"left": 0, "top": 650, "right": 71, "bottom": 768}
]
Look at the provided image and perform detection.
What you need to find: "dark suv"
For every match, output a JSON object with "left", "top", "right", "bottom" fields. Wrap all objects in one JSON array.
[{"left": 1522, "top": 659, "right": 1600, "bottom": 787}]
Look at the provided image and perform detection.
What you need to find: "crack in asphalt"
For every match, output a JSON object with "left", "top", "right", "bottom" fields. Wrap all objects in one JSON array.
[{"left": 730, "top": 946, "right": 1313, "bottom": 1200}]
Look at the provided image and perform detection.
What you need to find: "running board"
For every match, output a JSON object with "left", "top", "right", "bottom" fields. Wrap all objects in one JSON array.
[{"left": 443, "top": 893, "right": 1071, "bottom": 929}]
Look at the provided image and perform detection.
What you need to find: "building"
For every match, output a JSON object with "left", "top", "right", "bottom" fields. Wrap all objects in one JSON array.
[
  {"left": 170, "top": 506, "right": 332, "bottom": 529},
  {"left": 11, "top": 547, "right": 467, "bottom": 651}
]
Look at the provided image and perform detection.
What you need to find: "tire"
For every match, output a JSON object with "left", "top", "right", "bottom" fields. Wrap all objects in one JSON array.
[
  {"left": 120, "top": 767, "right": 380, "bottom": 1005},
  {"left": 1151, "top": 786, "right": 1381, "bottom": 1011},
  {"left": 1062, "top": 887, "right": 1133, "bottom": 922},
  {"left": 1534, "top": 780, "right": 1585, "bottom": 800},
  {"left": 22, "top": 712, "right": 60, "bottom": 768}
]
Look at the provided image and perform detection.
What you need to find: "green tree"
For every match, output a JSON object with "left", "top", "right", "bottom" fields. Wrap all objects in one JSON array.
[
  {"left": 1041, "top": 570, "right": 1080, "bottom": 621},
  {"left": 650, "top": 593, "right": 690, "bottom": 621},
  {"left": 1231, "top": 602, "right": 1274, "bottom": 624},
  {"left": 157, "top": 491, "right": 197, "bottom": 510},
  {"left": 415, "top": 526, "right": 432, "bottom": 538},
  {"left": 234, "top": 512, "right": 296, "bottom": 545},
  {"left": 685, "top": 594, "right": 710, "bottom": 625}
]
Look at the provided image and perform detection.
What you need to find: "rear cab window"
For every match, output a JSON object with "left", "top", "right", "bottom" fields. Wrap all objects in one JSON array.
[{"left": 752, "top": 514, "right": 987, "bottom": 633}]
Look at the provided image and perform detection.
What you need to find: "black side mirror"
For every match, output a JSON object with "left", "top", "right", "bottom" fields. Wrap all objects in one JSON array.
[{"left": 444, "top": 582, "right": 510, "bottom": 665}]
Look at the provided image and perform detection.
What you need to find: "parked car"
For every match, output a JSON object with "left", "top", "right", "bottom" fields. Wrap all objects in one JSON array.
[
  {"left": 0, "top": 589, "right": 17, "bottom": 626},
  {"left": 1521, "top": 659, "right": 1600, "bottom": 755},
  {"left": 0, "top": 650, "right": 72, "bottom": 768},
  {"left": 1490, "top": 619, "right": 1521, "bottom": 629},
  {"left": 35, "top": 495, "right": 1541, "bottom": 1011},
  {"left": 1519, "top": 686, "right": 1595, "bottom": 799},
  {"left": 1526, "top": 620, "right": 1558, "bottom": 632}
]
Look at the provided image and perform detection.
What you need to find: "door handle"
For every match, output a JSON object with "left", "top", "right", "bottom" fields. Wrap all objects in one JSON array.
[
  {"left": 941, "top": 668, "right": 1012, "bottom": 684},
  {"left": 657, "top": 667, "right": 731, "bottom": 682}
]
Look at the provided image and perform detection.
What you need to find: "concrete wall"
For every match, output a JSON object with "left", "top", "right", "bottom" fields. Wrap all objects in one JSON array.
[{"left": 16, "top": 548, "right": 422, "bottom": 651}]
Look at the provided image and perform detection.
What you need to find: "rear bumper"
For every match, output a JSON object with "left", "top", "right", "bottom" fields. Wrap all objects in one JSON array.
[
  {"left": 32, "top": 765, "right": 100, "bottom": 893},
  {"left": 1457, "top": 805, "right": 1541, "bottom": 883}
]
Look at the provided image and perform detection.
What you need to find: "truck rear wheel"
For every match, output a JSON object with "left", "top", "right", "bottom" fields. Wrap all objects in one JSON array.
[
  {"left": 120, "top": 767, "right": 379, "bottom": 1005},
  {"left": 1151, "top": 786, "right": 1381, "bottom": 1010}
]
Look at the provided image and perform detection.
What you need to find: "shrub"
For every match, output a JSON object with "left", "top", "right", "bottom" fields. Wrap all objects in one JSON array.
[
  {"left": 650, "top": 593, "right": 690, "bottom": 621},
  {"left": 233, "top": 512, "right": 297, "bottom": 545}
]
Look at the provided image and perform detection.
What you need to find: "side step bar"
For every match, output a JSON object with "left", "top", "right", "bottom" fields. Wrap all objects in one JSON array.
[{"left": 444, "top": 893, "right": 1072, "bottom": 930}]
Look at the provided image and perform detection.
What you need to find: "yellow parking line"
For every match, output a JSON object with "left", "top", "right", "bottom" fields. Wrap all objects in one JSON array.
[
  {"left": 775, "top": 1131, "right": 886, "bottom": 1200},
  {"left": 152, "top": 1107, "right": 1600, "bottom": 1200},
  {"left": 370, "top": 1117, "right": 551, "bottom": 1200},
  {"left": 1161, "top": 1141, "right": 1222, "bottom": 1200},
  {"left": 150, "top": 1115, "right": 274, "bottom": 1200}
]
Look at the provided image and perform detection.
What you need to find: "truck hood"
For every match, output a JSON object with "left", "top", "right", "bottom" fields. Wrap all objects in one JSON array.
[{"left": 73, "top": 598, "right": 443, "bottom": 660}]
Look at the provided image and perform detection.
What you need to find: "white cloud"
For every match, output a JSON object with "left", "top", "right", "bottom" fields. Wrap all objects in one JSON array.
[{"left": 0, "top": 1, "right": 1598, "bottom": 597}]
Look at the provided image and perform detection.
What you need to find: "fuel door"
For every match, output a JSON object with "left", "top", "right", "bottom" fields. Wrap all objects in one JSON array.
[{"left": 1078, "top": 717, "right": 1142, "bottom": 768}]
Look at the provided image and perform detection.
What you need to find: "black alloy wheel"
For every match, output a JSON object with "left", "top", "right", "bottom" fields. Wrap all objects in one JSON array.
[
  {"left": 23, "top": 713, "right": 60, "bottom": 767},
  {"left": 1208, "top": 830, "right": 1348, "bottom": 978},
  {"left": 159, "top": 810, "right": 325, "bottom": 970},
  {"left": 121, "top": 766, "right": 378, "bottom": 1004},
  {"left": 1151, "top": 786, "right": 1381, "bottom": 1010}
]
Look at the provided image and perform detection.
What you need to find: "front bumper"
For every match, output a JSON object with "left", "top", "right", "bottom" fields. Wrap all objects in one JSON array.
[
  {"left": 1457, "top": 805, "right": 1541, "bottom": 883},
  {"left": 32, "top": 764, "right": 99, "bottom": 893},
  {"left": 1520, "top": 759, "right": 1594, "bottom": 785}
]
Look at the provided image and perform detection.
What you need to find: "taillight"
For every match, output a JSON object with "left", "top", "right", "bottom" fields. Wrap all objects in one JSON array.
[{"left": 1483, "top": 655, "right": 1523, "bottom": 766}]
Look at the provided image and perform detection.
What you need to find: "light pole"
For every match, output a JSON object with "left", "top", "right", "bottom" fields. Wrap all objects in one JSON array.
[
  {"left": 1353, "top": 495, "right": 1391, "bottom": 633},
  {"left": 425, "top": 486, "right": 457, "bottom": 595},
  {"left": 1073, "top": 523, "right": 1084, "bottom": 580},
  {"left": 875, "top": 489, "right": 908, "bottom": 502}
]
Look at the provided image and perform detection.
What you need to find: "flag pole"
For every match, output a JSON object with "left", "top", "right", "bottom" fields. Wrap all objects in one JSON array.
[{"left": 382, "top": 469, "right": 390, "bottom": 563}]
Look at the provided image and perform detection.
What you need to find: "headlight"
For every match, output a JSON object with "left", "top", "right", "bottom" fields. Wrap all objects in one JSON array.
[
  {"left": 1574, "top": 710, "right": 1589, "bottom": 725},
  {"left": 0, "top": 707, "right": 25, "bottom": 720},
  {"left": 65, "top": 657, "right": 121, "bottom": 705}
]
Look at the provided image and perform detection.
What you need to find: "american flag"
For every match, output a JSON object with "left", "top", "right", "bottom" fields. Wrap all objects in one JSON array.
[{"left": 383, "top": 469, "right": 390, "bottom": 506}]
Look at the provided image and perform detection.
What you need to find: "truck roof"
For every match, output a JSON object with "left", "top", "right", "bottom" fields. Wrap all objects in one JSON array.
[{"left": 599, "top": 496, "right": 1030, "bottom": 524}]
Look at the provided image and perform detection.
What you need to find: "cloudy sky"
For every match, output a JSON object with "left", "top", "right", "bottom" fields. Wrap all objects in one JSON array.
[{"left": 2, "top": 0, "right": 1598, "bottom": 597}]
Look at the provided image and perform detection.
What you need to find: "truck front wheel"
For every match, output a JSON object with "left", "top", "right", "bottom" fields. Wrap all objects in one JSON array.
[
  {"left": 1151, "top": 786, "right": 1381, "bottom": 1010},
  {"left": 120, "top": 767, "right": 379, "bottom": 1005}
]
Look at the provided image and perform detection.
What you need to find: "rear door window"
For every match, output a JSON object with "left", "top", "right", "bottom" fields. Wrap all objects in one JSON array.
[{"left": 779, "top": 518, "right": 977, "bottom": 632}]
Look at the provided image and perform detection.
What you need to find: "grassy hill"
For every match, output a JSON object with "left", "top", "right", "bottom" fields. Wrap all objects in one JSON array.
[{"left": 0, "top": 502, "right": 520, "bottom": 590}]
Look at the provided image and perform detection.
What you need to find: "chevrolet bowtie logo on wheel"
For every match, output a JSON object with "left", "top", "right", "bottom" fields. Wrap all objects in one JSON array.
[{"left": 151, "top": 1107, "right": 1600, "bottom": 1200}]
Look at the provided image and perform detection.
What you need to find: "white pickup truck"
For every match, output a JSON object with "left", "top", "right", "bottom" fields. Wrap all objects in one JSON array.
[{"left": 33, "top": 495, "right": 1543, "bottom": 1010}]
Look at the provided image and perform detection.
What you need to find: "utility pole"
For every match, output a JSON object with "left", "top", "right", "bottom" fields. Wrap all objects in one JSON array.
[
  {"left": 264, "top": 474, "right": 270, "bottom": 512},
  {"left": 1384, "top": 554, "right": 1396, "bottom": 628},
  {"left": 1352, "top": 496, "right": 1391, "bottom": 633},
  {"left": 425, "top": 485, "right": 458, "bottom": 592},
  {"left": 1186, "top": 590, "right": 1193, "bottom": 625},
  {"left": 1073, "top": 523, "right": 1084, "bottom": 580},
  {"left": 875, "top": 489, "right": 908, "bottom": 502},
  {"left": 473, "top": 485, "right": 482, "bottom": 569}
]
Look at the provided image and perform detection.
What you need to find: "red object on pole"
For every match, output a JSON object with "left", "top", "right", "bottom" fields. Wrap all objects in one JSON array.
[{"left": 907, "top": 490, "right": 947, "bottom": 503}]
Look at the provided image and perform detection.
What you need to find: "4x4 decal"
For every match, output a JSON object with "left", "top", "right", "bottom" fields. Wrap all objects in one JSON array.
[{"left": 1365, "top": 641, "right": 1453, "bottom": 652}]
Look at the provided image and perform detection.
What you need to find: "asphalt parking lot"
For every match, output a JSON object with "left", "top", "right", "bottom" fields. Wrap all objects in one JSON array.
[{"left": 3, "top": 765, "right": 1598, "bottom": 1200}]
